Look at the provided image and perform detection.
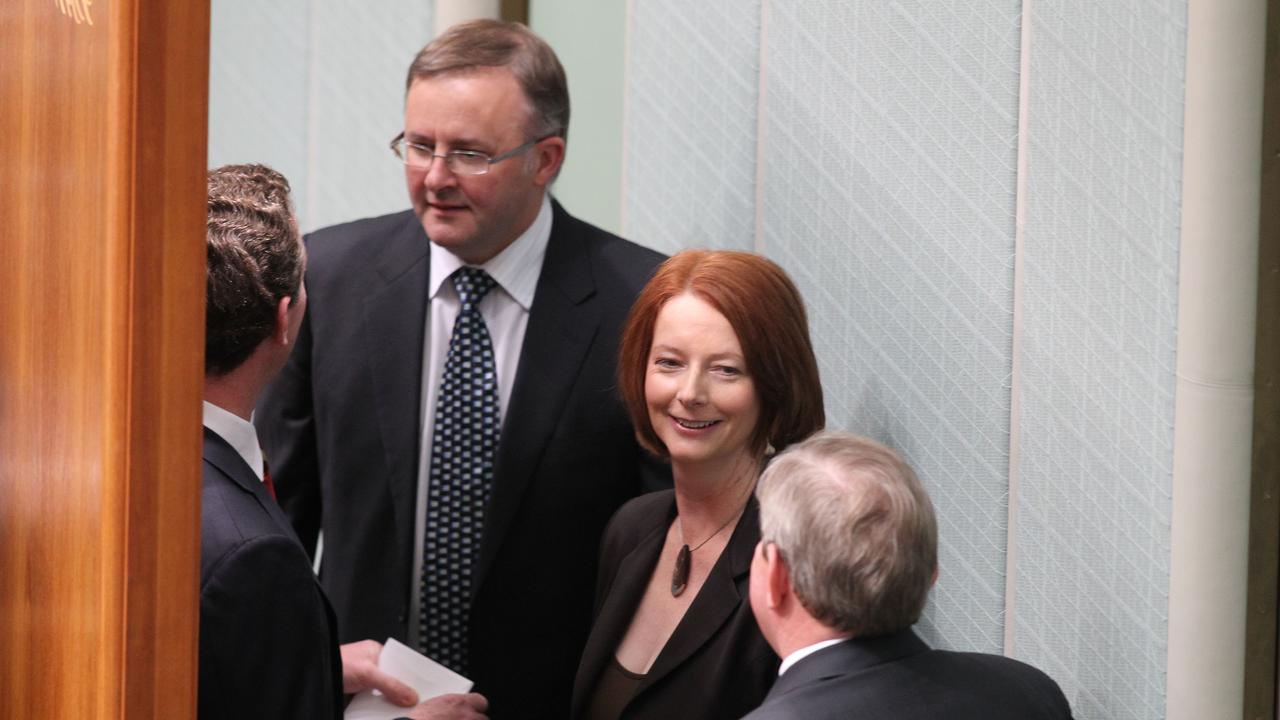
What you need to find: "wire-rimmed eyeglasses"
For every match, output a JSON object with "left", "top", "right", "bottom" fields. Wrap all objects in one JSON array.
[{"left": 389, "top": 132, "right": 548, "bottom": 175}]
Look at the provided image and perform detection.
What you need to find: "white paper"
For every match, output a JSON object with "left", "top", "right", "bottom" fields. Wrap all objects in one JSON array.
[{"left": 344, "top": 639, "right": 474, "bottom": 720}]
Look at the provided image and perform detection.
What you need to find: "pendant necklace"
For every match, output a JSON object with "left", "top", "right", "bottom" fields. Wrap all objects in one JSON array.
[{"left": 670, "top": 509, "right": 742, "bottom": 597}]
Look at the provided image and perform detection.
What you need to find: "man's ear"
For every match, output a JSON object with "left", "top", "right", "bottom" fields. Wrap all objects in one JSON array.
[
  {"left": 764, "top": 543, "right": 792, "bottom": 610},
  {"left": 273, "top": 296, "right": 293, "bottom": 345},
  {"left": 532, "top": 136, "right": 566, "bottom": 186}
]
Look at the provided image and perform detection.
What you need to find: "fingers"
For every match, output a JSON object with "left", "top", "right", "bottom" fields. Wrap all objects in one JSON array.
[
  {"left": 339, "top": 640, "right": 382, "bottom": 694},
  {"left": 364, "top": 668, "right": 419, "bottom": 707},
  {"left": 406, "top": 692, "right": 489, "bottom": 719},
  {"left": 452, "top": 693, "right": 488, "bottom": 712},
  {"left": 339, "top": 639, "right": 419, "bottom": 704}
]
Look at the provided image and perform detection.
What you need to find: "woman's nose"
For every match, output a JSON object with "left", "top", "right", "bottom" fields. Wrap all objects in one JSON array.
[{"left": 676, "top": 372, "right": 707, "bottom": 407}]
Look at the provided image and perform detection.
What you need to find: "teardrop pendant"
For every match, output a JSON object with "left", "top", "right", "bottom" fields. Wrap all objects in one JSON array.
[{"left": 671, "top": 544, "right": 691, "bottom": 596}]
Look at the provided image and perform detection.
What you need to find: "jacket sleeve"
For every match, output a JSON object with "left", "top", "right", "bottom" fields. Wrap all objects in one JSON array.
[{"left": 198, "top": 535, "right": 340, "bottom": 720}]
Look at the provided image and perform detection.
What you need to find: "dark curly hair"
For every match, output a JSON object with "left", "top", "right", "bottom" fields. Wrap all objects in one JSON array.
[{"left": 204, "top": 163, "right": 302, "bottom": 375}]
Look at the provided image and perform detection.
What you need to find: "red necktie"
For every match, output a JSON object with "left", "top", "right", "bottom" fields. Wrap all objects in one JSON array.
[{"left": 262, "top": 458, "right": 278, "bottom": 501}]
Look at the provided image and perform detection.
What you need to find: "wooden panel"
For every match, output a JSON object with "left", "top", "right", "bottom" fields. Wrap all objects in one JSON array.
[
  {"left": 0, "top": 1, "right": 209, "bottom": 718},
  {"left": 1247, "top": 0, "right": 1280, "bottom": 716}
]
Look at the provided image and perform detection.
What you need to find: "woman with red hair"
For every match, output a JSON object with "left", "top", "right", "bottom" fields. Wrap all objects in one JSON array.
[{"left": 572, "top": 250, "right": 826, "bottom": 720}]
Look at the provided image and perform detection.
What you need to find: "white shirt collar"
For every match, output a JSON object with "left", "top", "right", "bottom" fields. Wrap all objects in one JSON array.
[
  {"left": 428, "top": 194, "right": 552, "bottom": 310},
  {"left": 778, "top": 637, "right": 850, "bottom": 677},
  {"left": 202, "top": 400, "right": 265, "bottom": 482}
]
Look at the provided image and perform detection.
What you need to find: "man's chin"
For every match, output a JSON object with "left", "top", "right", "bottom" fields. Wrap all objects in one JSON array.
[{"left": 418, "top": 215, "right": 474, "bottom": 248}]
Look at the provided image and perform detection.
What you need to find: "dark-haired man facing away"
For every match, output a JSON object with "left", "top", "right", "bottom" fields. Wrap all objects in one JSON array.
[{"left": 200, "top": 164, "right": 486, "bottom": 720}]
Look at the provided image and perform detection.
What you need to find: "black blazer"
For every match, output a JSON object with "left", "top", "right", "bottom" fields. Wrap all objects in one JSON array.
[
  {"left": 571, "top": 491, "right": 778, "bottom": 720},
  {"left": 256, "top": 202, "right": 667, "bottom": 720},
  {"left": 199, "top": 428, "right": 344, "bottom": 720},
  {"left": 741, "top": 629, "right": 1073, "bottom": 720}
]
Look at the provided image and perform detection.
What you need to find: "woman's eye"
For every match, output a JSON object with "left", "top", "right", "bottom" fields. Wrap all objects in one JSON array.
[
  {"left": 714, "top": 365, "right": 742, "bottom": 376},
  {"left": 654, "top": 358, "right": 680, "bottom": 369}
]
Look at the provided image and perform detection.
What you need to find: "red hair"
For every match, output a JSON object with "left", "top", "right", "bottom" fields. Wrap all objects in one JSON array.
[{"left": 618, "top": 250, "right": 825, "bottom": 458}]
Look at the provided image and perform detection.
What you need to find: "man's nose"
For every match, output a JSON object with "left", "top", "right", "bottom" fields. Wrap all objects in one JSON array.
[{"left": 421, "top": 154, "right": 458, "bottom": 190}]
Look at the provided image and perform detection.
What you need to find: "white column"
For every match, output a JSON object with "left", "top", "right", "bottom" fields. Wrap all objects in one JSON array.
[{"left": 1167, "top": 0, "right": 1266, "bottom": 717}]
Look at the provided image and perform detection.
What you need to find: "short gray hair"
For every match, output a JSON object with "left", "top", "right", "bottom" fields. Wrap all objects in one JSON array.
[{"left": 756, "top": 430, "right": 937, "bottom": 636}]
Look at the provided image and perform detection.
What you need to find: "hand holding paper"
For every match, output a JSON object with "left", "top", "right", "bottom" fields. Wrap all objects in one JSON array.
[
  {"left": 341, "top": 639, "right": 420, "bottom": 706},
  {"left": 344, "top": 639, "right": 475, "bottom": 720}
]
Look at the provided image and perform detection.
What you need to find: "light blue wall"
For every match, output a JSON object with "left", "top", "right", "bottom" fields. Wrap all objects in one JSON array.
[
  {"left": 623, "top": 0, "right": 761, "bottom": 253},
  {"left": 529, "top": 0, "right": 626, "bottom": 236},
  {"left": 622, "top": 1, "right": 1186, "bottom": 717},
  {"left": 209, "top": 1, "right": 435, "bottom": 233},
  {"left": 1014, "top": 3, "right": 1183, "bottom": 717},
  {"left": 759, "top": 0, "right": 1023, "bottom": 657},
  {"left": 209, "top": 3, "right": 1197, "bottom": 716}
]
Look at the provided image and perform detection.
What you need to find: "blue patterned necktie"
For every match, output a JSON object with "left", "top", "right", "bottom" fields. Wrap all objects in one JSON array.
[{"left": 420, "top": 267, "right": 501, "bottom": 673}]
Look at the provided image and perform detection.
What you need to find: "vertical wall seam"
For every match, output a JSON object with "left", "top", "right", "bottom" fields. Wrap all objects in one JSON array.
[
  {"left": 304, "top": 0, "right": 322, "bottom": 232},
  {"left": 1004, "top": 0, "right": 1032, "bottom": 658},
  {"left": 753, "top": 0, "right": 769, "bottom": 254},
  {"left": 620, "top": 0, "right": 633, "bottom": 239}
]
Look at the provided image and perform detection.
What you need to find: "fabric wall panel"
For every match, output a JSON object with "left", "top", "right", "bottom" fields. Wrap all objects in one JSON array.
[
  {"left": 624, "top": 0, "right": 761, "bottom": 253},
  {"left": 759, "top": 0, "right": 1021, "bottom": 654},
  {"left": 306, "top": 4, "right": 436, "bottom": 231},
  {"left": 209, "top": 0, "right": 310, "bottom": 213},
  {"left": 1015, "top": 2, "right": 1185, "bottom": 717},
  {"left": 209, "top": 1, "right": 435, "bottom": 232}
]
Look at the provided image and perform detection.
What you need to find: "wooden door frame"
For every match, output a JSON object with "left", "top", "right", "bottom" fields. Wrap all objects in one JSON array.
[{"left": 0, "top": 2, "right": 209, "bottom": 718}]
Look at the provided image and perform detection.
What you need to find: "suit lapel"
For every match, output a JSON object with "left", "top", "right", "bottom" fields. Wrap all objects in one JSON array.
[
  {"left": 473, "top": 201, "right": 601, "bottom": 595},
  {"left": 634, "top": 498, "right": 761, "bottom": 697},
  {"left": 570, "top": 499, "right": 674, "bottom": 717},
  {"left": 203, "top": 428, "right": 302, "bottom": 546},
  {"left": 361, "top": 214, "right": 432, "bottom": 551}
]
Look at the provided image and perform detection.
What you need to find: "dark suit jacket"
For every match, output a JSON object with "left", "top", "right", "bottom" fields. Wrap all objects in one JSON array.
[
  {"left": 741, "top": 629, "right": 1073, "bottom": 720},
  {"left": 571, "top": 491, "right": 778, "bottom": 720},
  {"left": 256, "top": 201, "right": 667, "bottom": 719},
  {"left": 199, "top": 428, "right": 344, "bottom": 720}
]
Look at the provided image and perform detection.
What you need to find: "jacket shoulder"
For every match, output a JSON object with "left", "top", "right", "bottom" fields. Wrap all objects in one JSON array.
[
  {"left": 553, "top": 207, "right": 666, "bottom": 284},
  {"left": 303, "top": 209, "right": 421, "bottom": 271},
  {"left": 200, "top": 464, "right": 301, "bottom": 587},
  {"left": 930, "top": 650, "right": 1074, "bottom": 718}
]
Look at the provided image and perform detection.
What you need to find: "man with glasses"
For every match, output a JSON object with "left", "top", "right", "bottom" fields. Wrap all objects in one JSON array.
[{"left": 257, "top": 19, "right": 666, "bottom": 720}]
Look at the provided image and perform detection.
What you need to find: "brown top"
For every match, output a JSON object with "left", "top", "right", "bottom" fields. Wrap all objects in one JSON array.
[{"left": 583, "top": 655, "right": 646, "bottom": 720}]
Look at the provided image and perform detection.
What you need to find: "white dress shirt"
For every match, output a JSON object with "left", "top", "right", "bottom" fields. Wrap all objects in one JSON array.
[
  {"left": 778, "top": 637, "right": 851, "bottom": 677},
  {"left": 409, "top": 195, "right": 553, "bottom": 646},
  {"left": 202, "top": 400, "right": 266, "bottom": 483}
]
